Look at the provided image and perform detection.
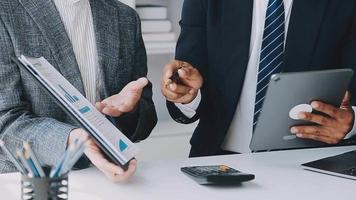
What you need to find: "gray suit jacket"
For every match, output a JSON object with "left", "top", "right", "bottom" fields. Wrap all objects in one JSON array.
[{"left": 0, "top": 0, "right": 157, "bottom": 173}]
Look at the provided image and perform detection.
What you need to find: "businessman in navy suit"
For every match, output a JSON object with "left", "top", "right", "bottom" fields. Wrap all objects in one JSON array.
[{"left": 161, "top": 0, "right": 356, "bottom": 157}]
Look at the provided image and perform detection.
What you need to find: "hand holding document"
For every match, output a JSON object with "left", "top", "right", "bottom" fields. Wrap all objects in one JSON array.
[
  {"left": 14, "top": 55, "right": 139, "bottom": 181},
  {"left": 69, "top": 129, "right": 137, "bottom": 182}
]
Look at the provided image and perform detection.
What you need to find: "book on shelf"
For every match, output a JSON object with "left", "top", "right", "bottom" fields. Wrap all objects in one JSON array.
[
  {"left": 136, "top": 4, "right": 168, "bottom": 20},
  {"left": 142, "top": 32, "right": 176, "bottom": 42},
  {"left": 141, "top": 20, "right": 172, "bottom": 33}
]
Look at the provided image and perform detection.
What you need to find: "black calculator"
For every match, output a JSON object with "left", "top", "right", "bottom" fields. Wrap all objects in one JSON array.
[{"left": 181, "top": 165, "right": 255, "bottom": 185}]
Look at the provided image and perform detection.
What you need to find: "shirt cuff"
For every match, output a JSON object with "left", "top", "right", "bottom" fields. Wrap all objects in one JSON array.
[
  {"left": 344, "top": 106, "right": 356, "bottom": 139},
  {"left": 174, "top": 90, "right": 202, "bottom": 119}
]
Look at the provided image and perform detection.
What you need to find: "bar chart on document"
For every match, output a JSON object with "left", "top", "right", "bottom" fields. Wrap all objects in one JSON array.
[{"left": 20, "top": 56, "right": 138, "bottom": 162}]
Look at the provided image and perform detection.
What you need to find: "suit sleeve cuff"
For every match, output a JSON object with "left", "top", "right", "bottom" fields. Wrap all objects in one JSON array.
[
  {"left": 344, "top": 106, "right": 356, "bottom": 139},
  {"left": 174, "top": 90, "right": 201, "bottom": 118}
]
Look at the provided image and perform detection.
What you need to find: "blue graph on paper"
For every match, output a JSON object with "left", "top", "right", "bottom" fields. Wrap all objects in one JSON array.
[
  {"left": 58, "top": 85, "right": 79, "bottom": 103},
  {"left": 119, "top": 139, "right": 128, "bottom": 152},
  {"left": 79, "top": 106, "right": 91, "bottom": 114}
]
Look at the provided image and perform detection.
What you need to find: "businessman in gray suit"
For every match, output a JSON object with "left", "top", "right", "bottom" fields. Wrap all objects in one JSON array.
[{"left": 0, "top": 0, "right": 157, "bottom": 182}]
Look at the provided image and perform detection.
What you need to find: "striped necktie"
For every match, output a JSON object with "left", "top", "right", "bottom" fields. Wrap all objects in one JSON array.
[{"left": 253, "top": 0, "right": 285, "bottom": 127}]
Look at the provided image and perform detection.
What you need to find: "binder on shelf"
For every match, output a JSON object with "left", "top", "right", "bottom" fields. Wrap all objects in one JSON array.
[{"left": 13, "top": 55, "right": 139, "bottom": 169}]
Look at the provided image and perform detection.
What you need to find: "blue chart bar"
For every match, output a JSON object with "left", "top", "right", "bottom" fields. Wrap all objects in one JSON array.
[
  {"left": 79, "top": 106, "right": 90, "bottom": 114},
  {"left": 58, "top": 85, "right": 79, "bottom": 103}
]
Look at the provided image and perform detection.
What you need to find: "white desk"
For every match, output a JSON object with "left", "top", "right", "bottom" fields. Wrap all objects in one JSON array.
[{"left": 2, "top": 146, "right": 356, "bottom": 200}]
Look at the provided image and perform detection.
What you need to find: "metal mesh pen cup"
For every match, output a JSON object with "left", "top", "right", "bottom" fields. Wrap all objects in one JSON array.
[{"left": 21, "top": 167, "right": 69, "bottom": 200}]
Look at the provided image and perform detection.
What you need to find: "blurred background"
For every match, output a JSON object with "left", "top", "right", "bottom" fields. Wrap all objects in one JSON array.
[{"left": 118, "top": 0, "right": 198, "bottom": 161}]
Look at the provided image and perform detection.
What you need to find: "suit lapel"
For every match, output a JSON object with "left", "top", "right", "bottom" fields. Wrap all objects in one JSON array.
[
  {"left": 18, "top": 0, "right": 85, "bottom": 94},
  {"left": 283, "top": 0, "right": 329, "bottom": 72},
  {"left": 221, "top": 0, "right": 253, "bottom": 119},
  {"left": 89, "top": 0, "right": 120, "bottom": 100}
]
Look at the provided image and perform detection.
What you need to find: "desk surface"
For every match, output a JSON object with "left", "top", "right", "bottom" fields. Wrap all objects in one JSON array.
[{"left": 2, "top": 146, "right": 356, "bottom": 200}]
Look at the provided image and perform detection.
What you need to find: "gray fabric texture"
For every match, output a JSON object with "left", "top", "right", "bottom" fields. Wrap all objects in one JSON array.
[{"left": 0, "top": 0, "right": 157, "bottom": 173}]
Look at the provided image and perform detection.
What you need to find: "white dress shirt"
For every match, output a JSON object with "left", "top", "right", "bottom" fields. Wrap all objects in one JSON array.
[
  {"left": 176, "top": 0, "right": 356, "bottom": 153},
  {"left": 54, "top": 0, "right": 99, "bottom": 105}
]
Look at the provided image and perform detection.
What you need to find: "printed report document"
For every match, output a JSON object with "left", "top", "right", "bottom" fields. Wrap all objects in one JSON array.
[{"left": 15, "top": 55, "right": 139, "bottom": 168}]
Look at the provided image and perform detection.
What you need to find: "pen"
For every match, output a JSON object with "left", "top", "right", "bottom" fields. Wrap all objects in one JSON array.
[
  {"left": 17, "top": 150, "right": 34, "bottom": 178},
  {"left": 23, "top": 142, "right": 45, "bottom": 177},
  {"left": 0, "top": 140, "right": 26, "bottom": 174},
  {"left": 165, "top": 67, "right": 183, "bottom": 87}
]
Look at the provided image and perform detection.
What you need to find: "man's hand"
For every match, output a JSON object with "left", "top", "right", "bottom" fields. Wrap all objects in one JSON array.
[
  {"left": 95, "top": 77, "right": 148, "bottom": 117},
  {"left": 69, "top": 129, "right": 137, "bottom": 182},
  {"left": 290, "top": 92, "right": 355, "bottom": 144},
  {"left": 161, "top": 60, "right": 203, "bottom": 104}
]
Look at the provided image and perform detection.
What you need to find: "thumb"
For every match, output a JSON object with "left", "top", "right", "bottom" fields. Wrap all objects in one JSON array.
[
  {"left": 178, "top": 68, "right": 192, "bottom": 80},
  {"left": 177, "top": 67, "right": 202, "bottom": 90},
  {"left": 341, "top": 91, "right": 352, "bottom": 109},
  {"left": 129, "top": 77, "right": 149, "bottom": 92}
]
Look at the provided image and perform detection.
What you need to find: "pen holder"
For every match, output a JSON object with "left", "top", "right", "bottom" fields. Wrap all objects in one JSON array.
[{"left": 21, "top": 167, "right": 69, "bottom": 200}]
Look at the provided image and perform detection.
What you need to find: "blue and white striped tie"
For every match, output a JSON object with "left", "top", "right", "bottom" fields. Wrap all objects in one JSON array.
[{"left": 253, "top": 0, "right": 285, "bottom": 127}]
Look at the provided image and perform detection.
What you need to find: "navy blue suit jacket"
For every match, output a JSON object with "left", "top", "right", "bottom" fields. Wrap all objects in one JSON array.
[{"left": 167, "top": 0, "right": 356, "bottom": 157}]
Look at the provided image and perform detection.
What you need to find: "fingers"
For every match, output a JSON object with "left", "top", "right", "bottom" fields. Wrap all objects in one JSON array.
[
  {"left": 133, "top": 77, "right": 149, "bottom": 90},
  {"left": 161, "top": 60, "right": 202, "bottom": 104},
  {"left": 168, "top": 82, "right": 194, "bottom": 95},
  {"left": 124, "top": 77, "right": 149, "bottom": 93},
  {"left": 102, "top": 105, "right": 122, "bottom": 116},
  {"left": 290, "top": 126, "right": 339, "bottom": 144},
  {"left": 68, "top": 129, "right": 90, "bottom": 146},
  {"left": 311, "top": 101, "right": 340, "bottom": 118},
  {"left": 85, "top": 141, "right": 137, "bottom": 182},
  {"left": 160, "top": 80, "right": 198, "bottom": 104},
  {"left": 162, "top": 60, "right": 181, "bottom": 81},
  {"left": 161, "top": 84, "right": 184, "bottom": 101},
  {"left": 95, "top": 102, "right": 105, "bottom": 112},
  {"left": 298, "top": 112, "right": 336, "bottom": 127},
  {"left": 177, "top": 67, "right": 190, "bottom": 79},
  {"left": 101, "top": 160, "right": 137, "bottom": 182},
  {"left": 97, "top": 77, "right": 148, "bottom": 116}
]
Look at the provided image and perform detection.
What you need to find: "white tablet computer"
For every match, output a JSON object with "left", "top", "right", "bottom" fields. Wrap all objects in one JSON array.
[{"left": 250, "top": 69, "right": 354, "bottom": 152}]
